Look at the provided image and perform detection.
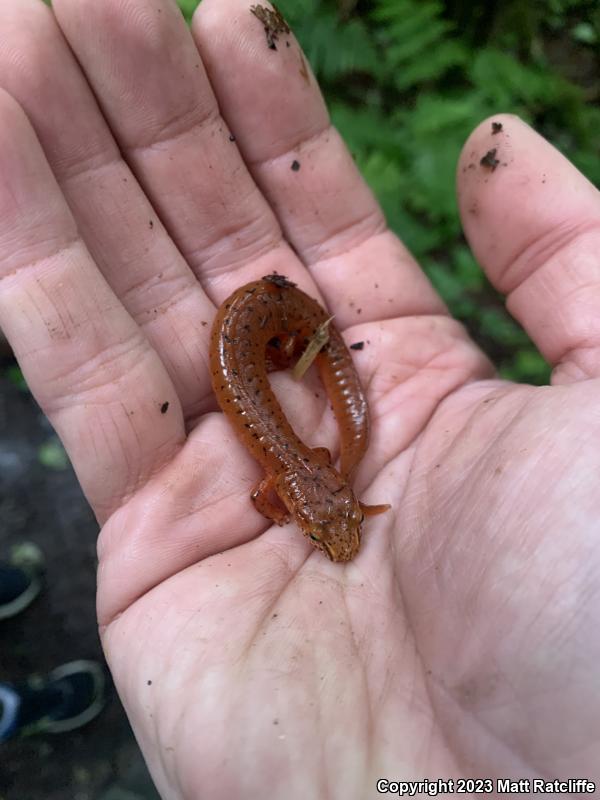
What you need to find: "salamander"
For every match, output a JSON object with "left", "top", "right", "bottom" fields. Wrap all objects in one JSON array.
[{"left": 209, "top": 274, "right": 389, "bottom": 562}]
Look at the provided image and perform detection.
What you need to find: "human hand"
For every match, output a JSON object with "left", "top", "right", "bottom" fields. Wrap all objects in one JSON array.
[{"left": 0, "top": 1, "right": 598, "bottom": 797}]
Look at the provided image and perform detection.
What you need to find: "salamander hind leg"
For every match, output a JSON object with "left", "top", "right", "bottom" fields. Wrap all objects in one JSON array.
[{"left": 251, "top": 474, "right": 291, "bottom": 526}]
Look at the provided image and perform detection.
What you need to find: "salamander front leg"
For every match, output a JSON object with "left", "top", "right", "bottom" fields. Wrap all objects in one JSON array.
[{"left": 251, "top": 475, "right": 291, "bottom": 526}]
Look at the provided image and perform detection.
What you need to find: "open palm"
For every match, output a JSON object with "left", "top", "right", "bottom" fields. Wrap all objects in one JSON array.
[{"left": 1, "top": 1, "right": 598, "bottom": 797}]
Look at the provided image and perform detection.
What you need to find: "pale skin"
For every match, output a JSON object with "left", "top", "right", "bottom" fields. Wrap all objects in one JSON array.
[{"left": 0, "top": 0, "right": 599, "bottom": 797}]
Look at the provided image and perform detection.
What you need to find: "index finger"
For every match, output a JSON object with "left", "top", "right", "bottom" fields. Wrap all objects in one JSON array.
[{"left": 193, "top": 0, "right": 444, "bottom": 327}]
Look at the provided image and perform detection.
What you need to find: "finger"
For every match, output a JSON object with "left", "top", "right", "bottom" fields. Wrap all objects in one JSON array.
[
  {"left": 0, "top": 0, "right": 215, "bottom": 419},
  {"left": 192, "top": 0, "right": 444, "bottom": 326},
  {"left": 51, "top": 0, "right": 304, "bottom": 299},
  {"left": 0, "top": 90, "right": 184, "bottom": 521},
  {"left": 458, "top": 114, "right": 600, "bottom": 384}
]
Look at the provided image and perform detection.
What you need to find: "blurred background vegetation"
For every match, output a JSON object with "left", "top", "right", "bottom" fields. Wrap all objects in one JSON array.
[{"left": 178, "top": 0, "right": 599, "bottom": 384}]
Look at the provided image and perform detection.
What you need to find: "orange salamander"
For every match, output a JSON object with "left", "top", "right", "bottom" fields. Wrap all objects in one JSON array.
[{"left": 210, "top": 274, "right": 389, "bottom": 562}]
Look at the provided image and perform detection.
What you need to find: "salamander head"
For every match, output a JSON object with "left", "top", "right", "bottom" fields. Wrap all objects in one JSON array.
[{"left": 277, "top": 470, "right": 364, "bottom": 562}]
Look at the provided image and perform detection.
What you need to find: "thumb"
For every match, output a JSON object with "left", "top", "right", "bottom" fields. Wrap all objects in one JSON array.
[{"left": 457, "top": 114, "right": 600, "bottom": 384}]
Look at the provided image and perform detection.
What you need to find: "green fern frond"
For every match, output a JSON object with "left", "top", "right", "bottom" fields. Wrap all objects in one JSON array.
[
  {"left": 292, "top": 11, "right": 380, "bottom": 80},
  {"left": 398, "top": 93, "right": 485, "bottom": 137},
  {"left": 330, "top": 103, "right": 401, "bottom": 155},
  {"left": 359, "top": 153, "right": 445, "bottom": 254},
  {"left": 470, "top": 48, "right": 581, "bottom": 110},
  {"left": 372, "top": 0, "right": 444, "bottom": 29},
  {"left": 393, "top": 40, "right": 469, "bottom": 90},
  {"left": 276, "top": 0, "right": 321, "bottom": 26},
  {"left": 404, "top": 142, "right": 462, "bottom": 225},
  {"left": 386, "top": 20, "right": 452, "bottom": 66},
  {"left": 371, "top": 0, "right": 462, "bottom": 87}
]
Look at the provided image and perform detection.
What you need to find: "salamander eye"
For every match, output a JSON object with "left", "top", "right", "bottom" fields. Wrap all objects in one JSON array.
[{"left": 310, "top": 533, "right": 321, "bottom": 542}]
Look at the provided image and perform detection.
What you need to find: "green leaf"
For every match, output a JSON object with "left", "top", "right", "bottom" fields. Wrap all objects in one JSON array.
[
  {"left": 477, "top": 308, "right": 530, "bottom": 347},
  {"left": 500, "top": 349, "right": 551, "bottom": 385},
  {"left": 571, "top": 22, "right": 597, "bottom": 44},
  {"left": 38, "top": 439, "right": 69, "bottom": 471},
  {"left": 177, "top": 0, "right": 200, "bottom": 23},
  {"left": 5, "top": 365, "right": 28, "bottom": 391},
  {"left": 451, "top": 246, "right": 485, "bottom": 291},
  {"left": 424, "top": 259, "right": 464, "bottom": 303}
]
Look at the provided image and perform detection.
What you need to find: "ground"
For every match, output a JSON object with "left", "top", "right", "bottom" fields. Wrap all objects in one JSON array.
[{"left": 0, "top": 362, "right": 160, "bottom": 800}]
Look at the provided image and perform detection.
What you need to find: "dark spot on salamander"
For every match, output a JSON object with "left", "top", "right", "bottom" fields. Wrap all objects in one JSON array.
[
  {"left": 492, "top": 121, "right": 503, "bottom": 134},
  {"left": 350, "top": 341, "right": 364, "bottom": 350},
  {"left": 160, "top": 401, "right": 169, "bottom": 414},
  {"left": 291, "top": 160, "right": 301, "bottom": 171}
]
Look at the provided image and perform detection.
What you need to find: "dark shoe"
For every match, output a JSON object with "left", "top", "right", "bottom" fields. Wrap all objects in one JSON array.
[
  {"left": 29, "top": 659, "right": 108, "bottom": 734},
  {"left": 1, "top": 659, "right": 108, "bottom": 741},
  {"left": 0, "top": 543, "right": 44, "bottom": 620}
]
